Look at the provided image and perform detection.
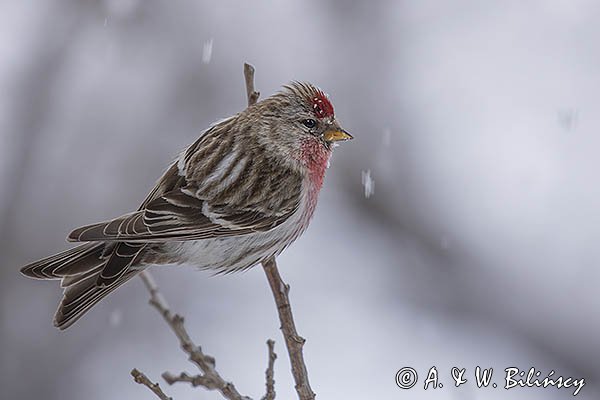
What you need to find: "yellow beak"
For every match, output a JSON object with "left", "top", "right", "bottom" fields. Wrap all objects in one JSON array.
[{"left": 323, "top": 129, "right": 353, "bottom": 142}]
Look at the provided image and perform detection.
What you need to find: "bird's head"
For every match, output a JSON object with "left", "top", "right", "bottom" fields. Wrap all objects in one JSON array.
[{"left": 246, "top": 82, "right": 352, "bottom": 175}]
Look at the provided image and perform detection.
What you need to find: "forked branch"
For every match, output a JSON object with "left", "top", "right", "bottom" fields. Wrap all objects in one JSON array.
[{"left": 261, "top": 258, "right": 315, "bottom": 400}]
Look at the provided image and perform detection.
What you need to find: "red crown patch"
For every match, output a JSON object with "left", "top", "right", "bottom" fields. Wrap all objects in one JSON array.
[{"left": 311, "top": 91, "right": 334, "bottom": 119}]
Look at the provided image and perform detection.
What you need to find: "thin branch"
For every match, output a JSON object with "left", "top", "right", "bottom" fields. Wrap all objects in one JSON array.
[
  {"left": 243, "top": 63, "right": 315, "bottom": 400},
  {"left": 244, "top": 63, "right": 260, "bottom": 106},
  {"left": 261, "top": 339, "right": 277, "bottom": 400},
  {"left": 138, "top": 271, "right": 252, "bottom": 400},
  {"left": 261, "top": 258, "right": 315, "bottom": 400},
  {"left": 162, "top": 371, "right": 218, "bottom": 388},
  {"left": 131, "top": 368, "right": 173, "bottom": 400}
]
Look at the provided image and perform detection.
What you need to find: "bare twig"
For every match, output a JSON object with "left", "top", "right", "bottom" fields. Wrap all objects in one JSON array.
[
  {"left": 244, "top": 63, "right": 260, "bottom": 106},
  {"left": 162, "top": 371, "right": 218, "bottom": 388},
  {"left": 243, "top": 64, "right": 315, "bottom": 400},
  {"left": 261, "top": 258, "right": 315, "bottom": 400},
  {"left": 138, "top": 271, "right": 251, "bottom": 400},
  {"left": 262, "top": 339, "right": 277, "bottom": 400},
  {"left": 131, "top": 368, "right": 173, "bottom": 400}
]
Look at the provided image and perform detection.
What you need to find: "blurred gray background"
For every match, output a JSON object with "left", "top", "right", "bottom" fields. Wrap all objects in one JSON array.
[{"left": 1, "top": 1, "right": 598, "bottom": 399}]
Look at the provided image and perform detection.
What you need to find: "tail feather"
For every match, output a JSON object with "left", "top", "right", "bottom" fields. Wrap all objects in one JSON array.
[
  {"left": 54, "top": 269, "right": 139, "bottom": 330},
  {"left": 20, "top": 243, "right": 105, "bottom": 279},
  {"left": 60, "top": 264, "right": 104, "bottom": 288},
  {"left": 20, "top": 242, "right": 144, "bottom": 329}
]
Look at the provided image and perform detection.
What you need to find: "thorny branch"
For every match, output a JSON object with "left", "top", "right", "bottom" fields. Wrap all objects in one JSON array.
[{"left": 132, "top": 63, "right": 315, "bottom": 400}]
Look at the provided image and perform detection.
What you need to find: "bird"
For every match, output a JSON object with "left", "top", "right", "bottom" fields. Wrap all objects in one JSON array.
[{"left": 20, "top": 81, "right": 353, "bottom": 330}]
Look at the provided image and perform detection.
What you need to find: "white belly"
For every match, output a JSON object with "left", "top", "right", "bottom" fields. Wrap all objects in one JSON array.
[{"left": 161, "top": 197, "right": 313, "bottom": 273}]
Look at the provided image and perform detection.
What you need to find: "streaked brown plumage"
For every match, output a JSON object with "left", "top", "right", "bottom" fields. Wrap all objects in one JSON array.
[{"left": 20, "top": 82, "right": 352, "bottom": 329}]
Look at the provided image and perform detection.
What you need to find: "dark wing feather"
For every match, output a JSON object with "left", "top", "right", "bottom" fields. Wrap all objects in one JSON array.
[
  {"left": 68, "top": 187, "right": 298, "bottom": 243},
  {"left": 68, "top": 116, "right": 304, "bottom": 244}
]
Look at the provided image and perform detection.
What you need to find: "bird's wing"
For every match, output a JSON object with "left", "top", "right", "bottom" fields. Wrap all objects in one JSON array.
[
  {"left": 68, "top": 188, "right": 299, "bottom": 242},
  {"left": 68, "top": 117, "right": 304, "bottom": 243}
]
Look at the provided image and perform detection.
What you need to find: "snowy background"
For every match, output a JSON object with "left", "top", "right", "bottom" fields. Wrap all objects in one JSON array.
[{"left": 1, "top": 1, "right": 599, "bottom": 399}]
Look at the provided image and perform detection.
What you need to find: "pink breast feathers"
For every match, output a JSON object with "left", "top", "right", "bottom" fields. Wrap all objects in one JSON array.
[{"left": 300, "top": 138, "right": 331, "bottom": 216}]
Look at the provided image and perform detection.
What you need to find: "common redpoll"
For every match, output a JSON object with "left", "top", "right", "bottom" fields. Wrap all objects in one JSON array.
[{"left": 20, "top": 82, "right": 352, "bottom": 329}]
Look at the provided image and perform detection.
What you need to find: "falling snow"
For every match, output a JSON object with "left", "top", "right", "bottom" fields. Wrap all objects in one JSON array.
[
  {"left": 557, "top": 108, "right": 578, "bottom": 132},
  {"left": 361, "top": 169, "right": 374, "bottom": 198},
  {"left": 202, "top": 38, "right": 213, "bottom": 64},
  {"left": 109, "top": 309, "right": 122, "bottom": 327},
  {"left": 382, "top": 127, "right": 391, "bottom": 146}
]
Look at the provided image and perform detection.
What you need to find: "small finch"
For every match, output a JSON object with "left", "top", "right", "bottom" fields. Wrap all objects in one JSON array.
[{"left": 20, "top": 82, "right": 352, "bottom": 329}]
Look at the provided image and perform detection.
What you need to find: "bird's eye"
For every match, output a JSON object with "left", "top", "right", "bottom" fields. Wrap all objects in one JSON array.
[{"left": 302, "top": 119, "right": 317, "bottom": 129}]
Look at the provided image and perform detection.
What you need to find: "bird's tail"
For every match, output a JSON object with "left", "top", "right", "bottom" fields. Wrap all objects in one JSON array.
[{"left": 20, "top": 243, "right": 140, "bottom": 329}]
